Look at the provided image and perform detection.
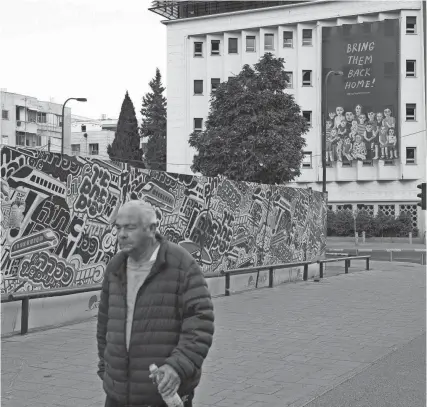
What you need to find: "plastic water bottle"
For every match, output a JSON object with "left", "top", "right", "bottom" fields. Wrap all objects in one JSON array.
[{"left": 149, "top": 364, "right": 184, "bottom": 407}]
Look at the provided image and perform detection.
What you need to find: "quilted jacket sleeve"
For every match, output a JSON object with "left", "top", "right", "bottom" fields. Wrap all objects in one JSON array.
[
  {"left": 96, "top": 267, "right": 109, "bottom": 380},
  {"left": 165, "top": 259, "right": 215, "bottom": 382}
]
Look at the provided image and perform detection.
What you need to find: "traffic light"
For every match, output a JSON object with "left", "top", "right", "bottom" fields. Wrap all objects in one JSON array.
[{"left": 417, "top": 183, "right": 426, "bottom": 210}]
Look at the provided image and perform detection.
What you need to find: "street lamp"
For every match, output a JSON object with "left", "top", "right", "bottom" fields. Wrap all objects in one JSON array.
[
  {"left": 322, "top": 70, "right": 343, "bottom": 194},
  {"left": 61, "top": 97, "right": 87, "bottom": 155}
]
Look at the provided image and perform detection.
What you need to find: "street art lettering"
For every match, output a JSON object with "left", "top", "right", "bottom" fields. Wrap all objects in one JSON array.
[
  {"left": 322, "top": 20, "right": 399, "bottom": 163},
  {"left": 1, "top": 146, "right": 326, "bottom": 295}
]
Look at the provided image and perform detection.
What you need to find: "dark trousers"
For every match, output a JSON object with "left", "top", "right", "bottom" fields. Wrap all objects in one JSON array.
[{"left": 105, "top": 392, "right": 194, "bottom": 407}]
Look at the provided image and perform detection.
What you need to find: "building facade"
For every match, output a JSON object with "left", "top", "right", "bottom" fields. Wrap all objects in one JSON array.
[
  {"left": 0, "top": 91, "right": 71, "bottom": 153},
  {"left": 152, "top": 0, "right": 426, "bottom": 234},
  {"left": 70, "top": 115, "right": 118, "bottom": 159}
]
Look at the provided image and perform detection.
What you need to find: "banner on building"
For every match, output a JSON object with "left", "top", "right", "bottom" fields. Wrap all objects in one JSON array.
[
  {"left": 1, "top": 147, "right": 327, "bottom": 294},
  {"left": 322, "top": 20, "right": 399, "bottom": 163}
]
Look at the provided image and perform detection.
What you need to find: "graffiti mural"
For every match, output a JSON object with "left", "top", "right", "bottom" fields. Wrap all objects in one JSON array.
[
  {"left": 1, "top": 147, "right": 327, "bottom": 294},
  {"left": 322, "top": 20, "right": 399, "bottom": 163}
]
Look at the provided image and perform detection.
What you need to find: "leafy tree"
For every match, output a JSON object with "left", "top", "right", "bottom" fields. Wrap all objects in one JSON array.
[
  {"left": 107, "top": 91, "right": 144, "bottom": 168},
  {"left": 189, "top": 53, "right": 309, "bottom": 184},
  {"left": 140, "top": 68, "right": 167, "bottom": 171}
]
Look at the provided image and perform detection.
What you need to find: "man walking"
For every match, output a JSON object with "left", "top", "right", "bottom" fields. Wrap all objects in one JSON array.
[{"left": 97, "top": 200, "right": 215, "bottom": 407}]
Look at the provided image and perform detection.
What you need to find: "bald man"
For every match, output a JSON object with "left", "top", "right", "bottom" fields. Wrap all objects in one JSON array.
[{"left": 96, "top": 200, "right": 214, "bottom": 407}]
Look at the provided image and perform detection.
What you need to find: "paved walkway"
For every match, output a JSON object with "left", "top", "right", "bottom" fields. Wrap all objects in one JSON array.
[{"left": 1, "top": 261, "right": 425, "bottom": 407}]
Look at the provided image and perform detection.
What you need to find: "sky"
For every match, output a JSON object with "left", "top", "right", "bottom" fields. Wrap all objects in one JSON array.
[{"left": 0, "top": 0, "right": 167, "bottom": 121}]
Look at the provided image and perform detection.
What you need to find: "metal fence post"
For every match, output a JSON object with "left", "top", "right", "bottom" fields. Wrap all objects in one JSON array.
[
  {"left": 319, "top": 263, "right": 324, "bottom": 279},
  {"left": 345, "top": 259, "right": 349, "bottom": 274},
  {"left": 366, "top": 257, "right": 370, "bottom": 270},
  {"left": 225, "top": 273, "right": 230, "bottom": 296},
  {"left": 21, "top": 298, "right": 29, "bottom": 335},
  {"left": 269, "top": 267, "right": 274, "bottom": 288},
  {"left": 303, "top": 264, "right": 308, "bottom": 281}
]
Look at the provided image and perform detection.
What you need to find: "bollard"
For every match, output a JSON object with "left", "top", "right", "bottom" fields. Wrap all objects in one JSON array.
[
  {"left": 409, "top": 232, "right": 412, "bottom": 245},
  {"left": 303, "top": 263, "right": 308, "bottom": 281},
  {"left": 345, "top": 259, "right": 349, "bottom": 274},
  {"left": 21, "top": 297, "right": 29, "bottom": 335},
  {"left": 362, "top": 231, "right": 366, "bottom": 243},
  {"left": 225, "top": 273, "right": 230, "bottom": 296},
  {"left": 269, "top": 267, "right": 274, "bottom": 288},
  {"left": 366, "top": 257, "right": 370, "bottom": 270},
  {"left": 319, "top": 263, "right": 324, "bottom": 279}
]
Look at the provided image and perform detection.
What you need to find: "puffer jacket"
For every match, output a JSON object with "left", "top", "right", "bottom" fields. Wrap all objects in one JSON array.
[{"left": 96, "top": 234, "right": 215, "bottom": 406}]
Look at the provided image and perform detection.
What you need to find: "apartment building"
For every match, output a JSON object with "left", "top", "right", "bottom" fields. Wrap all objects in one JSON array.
[
  {"left": 0, "top": 90, "right": 71, "bottom": 153},
  {"left": 70, "top": 115, "right": 117, "bottom": 159},
  {"left": 150, "top": 0, "right": 426, "bottom": 234}
]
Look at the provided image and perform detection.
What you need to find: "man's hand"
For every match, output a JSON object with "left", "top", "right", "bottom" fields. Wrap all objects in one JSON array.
[{"left": 150, "top": 364, "right": 181, "bottom": 398}]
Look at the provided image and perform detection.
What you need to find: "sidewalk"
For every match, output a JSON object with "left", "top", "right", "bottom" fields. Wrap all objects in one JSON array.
[
  {"left": 326, "top": 238, "right": 426, "bottom": 251},
  {"left": 1, "top": 261, "right": 426, "bottom": 407}
]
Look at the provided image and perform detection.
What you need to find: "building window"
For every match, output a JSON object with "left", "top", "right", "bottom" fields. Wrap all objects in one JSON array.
[
  {"left": 246, "top": 36, "right": 256, "bottom": 52},
  {"left": 283, "top": 31, "right": 293, "bottom": 47},
  {"left": 362, "top": 160, "right": 373, "bottom": 166},
  {"left": 194, "top": 118, "right": 203, "bottom": 132},
  {"left": 302, "top": 29, "right": 312, "bottom": 46},
  {"left": 71, "top": 144, "right": 81, "bottom": 156},
  {"left": 2, "top": 110, "right": 9, "bottom": 120},
  {"left": 194, "top": 80, "right": 203, "bottom": 95},
  {"left": 194, "top": 42, "right": 203, "bottom": 57},
  {"left": 406, "top": 104, "right": 416, "bottom": 121},
  {"left": 16, "top": 132, "right": 41, "bottom": 147},
  {"left": 406, "top": 147, "right": 416, "bottom": 164},
  {"left": 37, "top": 112, "right": 47, "bottom": 123},
  {"left": 406, "top": 60, "right": 416, "bottom": 77},
  {"left": 81, "top": 124, "right": 86, "bottom": 132},
  {"left": 383, "top": 159, "right": 395, "bottom": 166},
  {"left": 211, "top": 40, "right": 220, "bottom": 55},
  {"left": 302, "top": 70, "right": 312, "bottom": 86},
  {"left": 211, "top": 78, "right": 221, "bottom": 93},
  {"left": 2, "top": 135, "right": 9, "bottom": 145},
  {"left": 342, "top": 161, "right": 352, "bottom": 167},
  {"left": 89, "top": 143, "right": 99, "bottom": 155},
  {"left": 285, "top": 71, "right": 293, "bottom": 88},
  {"left": 302, "top": 111, "right": 312, "bottom": 126},
  {"left": 302, "top": 152, "right": 312, "bottom": 168},
  {"left": 228, "top": 38, "right": 238, "bottom": 53},
  {"left": 264, "top": 33, "right": 274, "bottom": 50},
  {"left": 406, "top": 16, "right": 416, "bottom": 34}
]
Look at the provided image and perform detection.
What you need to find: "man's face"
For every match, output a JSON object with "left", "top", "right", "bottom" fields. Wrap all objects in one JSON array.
[
  {"left": 336, "top": 107, "right": 344, "bottom": 115},
  {"left": 115, "top": 206, "right": 155, "bottom": 254}
]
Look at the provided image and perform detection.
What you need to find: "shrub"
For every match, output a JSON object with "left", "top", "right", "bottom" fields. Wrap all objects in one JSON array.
[{"left": 327, "top": 209, "right": 416, "bottom": 237}]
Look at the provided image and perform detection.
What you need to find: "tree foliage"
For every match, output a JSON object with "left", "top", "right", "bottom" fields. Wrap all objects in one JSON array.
[
  {"left": 107, "top": 91, "right": 144, "bottom": 168},
  {"left": 189, "top": 53, "right": 309, "bottom": 184},
  {"left": 140, "top": 68, "right": 167, "bottom": 171}
]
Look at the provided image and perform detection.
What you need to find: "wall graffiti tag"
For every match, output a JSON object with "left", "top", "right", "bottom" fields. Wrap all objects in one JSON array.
[{"left": 1, "top": 146, "right": 327, "bottom": 294}]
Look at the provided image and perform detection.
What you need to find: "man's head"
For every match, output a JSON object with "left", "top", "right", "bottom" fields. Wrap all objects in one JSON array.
[{"left": 114, "top": 200, "right": 157, "bottom": 257}]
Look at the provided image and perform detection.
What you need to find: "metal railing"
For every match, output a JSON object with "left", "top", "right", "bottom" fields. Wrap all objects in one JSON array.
[
  {"left": 1, "top": 255, "right": 370, "bottom": 335},
  {"left": 318, "top": 255, "right": 370, "bottom": 278}
]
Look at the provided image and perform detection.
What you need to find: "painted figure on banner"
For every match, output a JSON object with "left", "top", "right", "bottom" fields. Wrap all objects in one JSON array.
[{"left": 322, "top": 20, "right": 400, "bottom": 163}]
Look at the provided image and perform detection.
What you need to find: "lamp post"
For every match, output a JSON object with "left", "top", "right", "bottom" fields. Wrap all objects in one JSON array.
[
  {"left": 61, "top": 97, "right": 87, "bottom": 155},
  {"left": 322, "top": 70, "right": 343, "bottom": 194}
]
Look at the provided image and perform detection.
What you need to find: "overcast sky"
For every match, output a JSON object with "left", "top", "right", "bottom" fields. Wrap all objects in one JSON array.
[{"left": 0, "top": 0, "right": 167, "bottom": 121}]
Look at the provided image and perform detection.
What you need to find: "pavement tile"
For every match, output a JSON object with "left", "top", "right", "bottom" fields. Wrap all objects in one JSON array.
[{"left": 1, "top": 262, "right": 425, "bottom": 407}]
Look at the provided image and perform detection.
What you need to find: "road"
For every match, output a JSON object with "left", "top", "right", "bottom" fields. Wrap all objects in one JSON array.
[
  {"left": 303, "top": 333, "right": 426, "bottom": 407},
  {"left": 326, "top": 248, "right": 426, "bottom": 265}
]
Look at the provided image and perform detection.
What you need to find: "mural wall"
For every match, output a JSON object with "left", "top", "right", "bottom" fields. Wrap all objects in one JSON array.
[
  {"left": 322, "top": 20, "right": 399, "bottom": 163},
  {"left": 1, "top": 147, "right": 327, "bottom": 294}
]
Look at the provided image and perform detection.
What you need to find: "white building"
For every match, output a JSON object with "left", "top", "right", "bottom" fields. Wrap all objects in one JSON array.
[
  {"left": 70, "top": 115, "right": 118, "bottom": 159},
  {"left": 0, "top": 90, "right": 71, "bottom": 153},
  {"left": 150, "top": 0, "right": 426, "bottom": 234}
]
